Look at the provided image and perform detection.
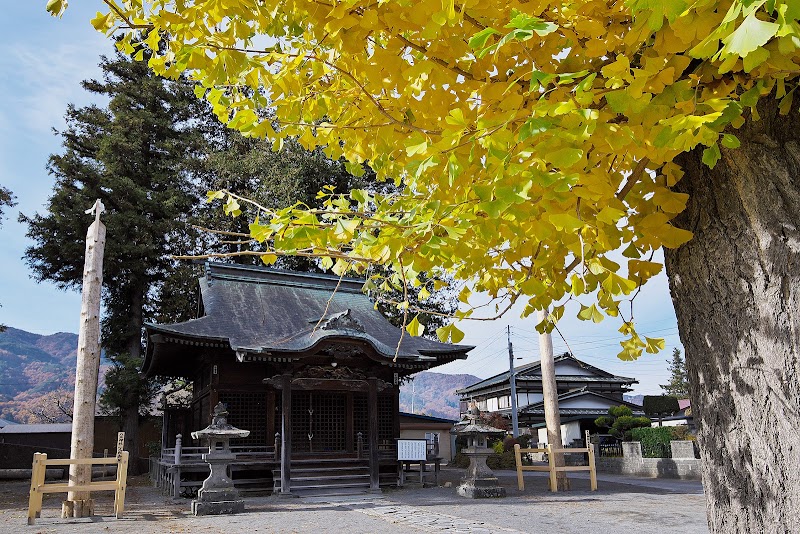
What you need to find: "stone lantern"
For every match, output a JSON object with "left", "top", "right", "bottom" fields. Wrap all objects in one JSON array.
[
  {"left": 190, "top": 402, "right": 250, "bottom": 516},
  {"left": 451, "top": 401, "right": 507, "bottom": 498}
]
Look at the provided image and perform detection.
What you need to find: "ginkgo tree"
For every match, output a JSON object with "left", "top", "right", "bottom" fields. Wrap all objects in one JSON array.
[{"left": 48, "top": 0, "right": 800, "bottom": 531}]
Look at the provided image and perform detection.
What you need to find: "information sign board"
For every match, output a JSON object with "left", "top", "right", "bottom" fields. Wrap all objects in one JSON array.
[{"left": 397, "top": 439, "right": 427, "bottom": 461}]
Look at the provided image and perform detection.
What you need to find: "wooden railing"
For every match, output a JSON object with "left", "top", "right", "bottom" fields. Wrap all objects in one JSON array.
[
  {"left": 151, "top": 434, "right": 277, "bottom": 498},
  {"left": 513, "top": 443, "right": 597, "bottom": 492},
  {"left": 28, "top": 451, "right": 129, "bottom": 525}
]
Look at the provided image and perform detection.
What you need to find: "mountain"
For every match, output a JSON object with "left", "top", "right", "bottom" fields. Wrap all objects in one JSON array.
[
  {"left": 399, "top": 371, "right": 481, "bottom": 420},
  {"left": 0, "top": 327, "right": 109, "bottom": 423}
]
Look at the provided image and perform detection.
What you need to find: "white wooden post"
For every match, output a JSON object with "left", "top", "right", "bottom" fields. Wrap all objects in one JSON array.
[
  {"left": 538, "top": 309, "right": 570, "bottom": 490},
  {"left": 64, "top": 200, "right": 106, "bottom": 518},
  {"left": 173, "top": 434, "right": 182, "bottom": 498}
]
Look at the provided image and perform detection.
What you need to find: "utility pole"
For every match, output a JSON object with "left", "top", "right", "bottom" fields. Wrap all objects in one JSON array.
[
  {"left": 538, "top": 309, "right": 570, "bottom": 490},
  {"left": 411, "top": 378, "right": 415, "bottom": 413},
  {"left": 507, "top": 326, "right": 519, "bottom": 437},
  {"left": 63, "top": 200, "right": 106, "bottom": 518}
]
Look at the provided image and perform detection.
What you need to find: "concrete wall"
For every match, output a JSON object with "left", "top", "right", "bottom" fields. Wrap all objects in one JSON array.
[{"left": 595, "top": 441, "right": 701, "bottom": 480}]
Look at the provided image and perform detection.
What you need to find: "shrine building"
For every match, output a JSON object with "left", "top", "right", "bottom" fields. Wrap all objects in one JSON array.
[{"left": 145, "top": 262, "right": 472, "bottom": 495}]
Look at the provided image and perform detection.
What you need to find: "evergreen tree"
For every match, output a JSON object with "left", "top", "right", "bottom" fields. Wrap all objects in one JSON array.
[
  {"left": 0, "top": 186, "right": 16, "bottom": 332},
  {"left": 20, "top": 49, "right": 205, "bottom": 470},
  {"left": 661, "top": 348, "right": 690, "bottom": 398}
]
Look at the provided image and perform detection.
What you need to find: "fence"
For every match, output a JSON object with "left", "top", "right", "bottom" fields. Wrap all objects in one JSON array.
[
  {"left": 513, "top": 443, "right": 597, "bottom": 492},
  {"left": 27, "top": 451, "right": 129, "bottom": 525},
  {"left": 598, "top": 442, "right": 623, "bottom": 458},
  {"left": 151, "top": 433, "right": 276, "bottom": 498}
]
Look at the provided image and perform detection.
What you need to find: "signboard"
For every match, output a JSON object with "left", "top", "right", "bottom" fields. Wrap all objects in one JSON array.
[
  {"left": 397, "top": 439, "right": 427, "bottom": 461},
  {"left": 116, "top": 432, "right": 125, "bottom": 460}
]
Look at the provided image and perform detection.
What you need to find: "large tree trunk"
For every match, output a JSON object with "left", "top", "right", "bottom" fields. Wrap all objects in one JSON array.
[{"left": 664, "top": 98, "right": 800, "bottom": 533}]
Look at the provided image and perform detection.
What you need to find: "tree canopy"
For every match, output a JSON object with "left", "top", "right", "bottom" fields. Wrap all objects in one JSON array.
[
  {"left": 58, "top": 0, "right": 800, "bottom": 358},
  {"left": 661, "top": 347, "right": 690, "bottom": 398}
]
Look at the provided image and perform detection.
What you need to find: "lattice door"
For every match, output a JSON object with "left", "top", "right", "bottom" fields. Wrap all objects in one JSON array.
[
  {"left": 218, "top": 392, "right": 268, "bottom": 448},
  {"left": 353, "top": 393, "right": 368, "bottom": 449},
  {"left": 291, "top": 391, "right": 346, "bottom": 453}
]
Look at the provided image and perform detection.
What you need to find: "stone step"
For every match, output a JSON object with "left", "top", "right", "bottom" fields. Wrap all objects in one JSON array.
[{"left": 292, "top": 474, "right": 369, "bottom": 487}]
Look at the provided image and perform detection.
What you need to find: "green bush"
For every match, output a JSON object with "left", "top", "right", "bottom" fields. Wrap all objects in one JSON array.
[
  {"left": 486, "top": 450, "right": 517, "bottom": 470},
  {"left": 643, "top": 395, "right": 680, "bottom": 419},
  {"left": 596, "top": 405, "right": 651, "bottom": 441},
  {"left": 669, "top": 425, "right": 695, "bottom": 441},
  {"left": 449, "top": 452, "right": 471, "bottom": 468},
  {"left": 502, "top": 436, "right": 520, "bottom": 452},
  {"left": 630, "top": 426, "right": 673, "bottom": 458}
]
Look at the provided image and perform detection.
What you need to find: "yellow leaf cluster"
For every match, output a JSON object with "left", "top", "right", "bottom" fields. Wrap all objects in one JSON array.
[{"left": 74, "top": 0, "right": 800, "bottom": 360}]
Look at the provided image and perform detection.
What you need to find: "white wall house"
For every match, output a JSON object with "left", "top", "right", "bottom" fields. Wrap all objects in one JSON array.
[{"left": 457, "top": 353, "right": 644, "bottom": 443}]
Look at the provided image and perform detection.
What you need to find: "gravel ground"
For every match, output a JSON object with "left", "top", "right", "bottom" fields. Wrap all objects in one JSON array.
[{"left": 0, "top": 468, "right": 708, "bottom": 534}]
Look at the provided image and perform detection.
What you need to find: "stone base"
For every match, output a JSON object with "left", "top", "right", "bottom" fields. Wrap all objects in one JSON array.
[
  {"left": 61, "top": 499, "right": 94, "bottom": 518},
  {"left": 457, "top": 478, "right": 506, "bottom": 499},
  {"left": 191, "top": 499, "right": 245, "bottom": 516}
]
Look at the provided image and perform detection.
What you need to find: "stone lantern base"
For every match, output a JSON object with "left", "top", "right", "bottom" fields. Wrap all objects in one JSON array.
[
  {"left": 191, "top": 497, "right": 245, "bottom": 516},
  {"left": 457, "top": 478, "right": 507, "bottom": 499},
  {"left": 456, "top": 446, "right": 506, "bottom": 499}
]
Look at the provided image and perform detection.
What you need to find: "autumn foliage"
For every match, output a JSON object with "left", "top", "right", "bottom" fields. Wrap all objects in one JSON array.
[{"left": 49, "top": 1, "right": 800, "bottom": 362}]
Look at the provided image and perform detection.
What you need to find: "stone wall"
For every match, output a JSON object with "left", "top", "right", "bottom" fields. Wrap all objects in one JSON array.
[{"left": 594, "top": 441, "right": 702, "bottom": 480}]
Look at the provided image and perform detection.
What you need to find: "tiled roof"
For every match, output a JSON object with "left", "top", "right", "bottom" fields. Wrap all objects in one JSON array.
[
  {"left": 143, "top": 263, "right": 472, "bottom": 376},
  {"left": 0, "top": 423, "right": 72, "bottom": 434},
  {"left": 456, "top": 353, "right": 636, "bottom": 395}
]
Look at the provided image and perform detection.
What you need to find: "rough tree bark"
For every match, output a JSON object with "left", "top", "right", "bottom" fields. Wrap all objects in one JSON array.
[{"left": 664, "top": 97, "right": 800, "bottom": 533}]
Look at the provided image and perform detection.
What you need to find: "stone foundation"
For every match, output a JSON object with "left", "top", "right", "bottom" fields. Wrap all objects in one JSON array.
[
  {"left": 457, "top": 480, "right": 506, "bottom": 498},
  {"left": 191, "top": 499, "right": 245, "bottom": 516}
]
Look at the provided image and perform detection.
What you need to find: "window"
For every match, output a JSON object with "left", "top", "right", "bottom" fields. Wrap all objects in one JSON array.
[{"left": 424, "top": 432, "right": 440, "bottom": 444}]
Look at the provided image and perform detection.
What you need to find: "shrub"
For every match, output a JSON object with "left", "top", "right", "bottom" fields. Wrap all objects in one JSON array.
[
  {"left": 643, "top": 395, "right": 680, "bottom": 423},
  {"left": 449, "top": 452, "right": 471, "bottom": 468},
  {"left": 502, "top": 436, "right": 519, "bottom": 452},
  {"left": 492, "top": 440, "right": 505, "bottom": 454},
  {"left": 486, "top": 450, "right": 517, "bottom": 470},
  {"left": 596, "top": 405, "right": 651, "bottom": 441},
  {"left": 630, "top": 426, "right": 673, "bottom": 458},
  {"left": 669, "top": 425, "right": 695, "bottom": 441},
  {"left": 516, "top": 434, "right": 532, "bottom": 448}
]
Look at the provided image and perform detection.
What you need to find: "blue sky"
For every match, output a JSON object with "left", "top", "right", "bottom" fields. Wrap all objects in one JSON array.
[{"left": 0, "top": 3, "right": 682, "bottom": 394}]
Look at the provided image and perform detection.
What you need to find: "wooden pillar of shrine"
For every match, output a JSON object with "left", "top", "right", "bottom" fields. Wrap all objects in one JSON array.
[
  {"left": 280, "top": 373, "right": 292, "bottom": 495},
  {"left": 367, "top": 377, "right": 380, "bottom": 491}
]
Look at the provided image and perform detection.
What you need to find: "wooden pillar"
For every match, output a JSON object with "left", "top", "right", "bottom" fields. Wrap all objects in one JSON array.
[
  {"left": 64, "top": 200, "right": 106, "bottom": 517},
  {"left": 280, "top": 374, "right": 292, "bottom": 495},
  {"left": 367, "top": 378, "right": 380, "bottom": 491},
  {"left": 538, "top": 309, "right": 570, "bottom": 490}
]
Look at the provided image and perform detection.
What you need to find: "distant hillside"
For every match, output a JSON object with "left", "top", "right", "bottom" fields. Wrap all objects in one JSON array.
[
  {"left": 0, "top": 327, "right": 109, "bottom": 423},
  {"left": 399, "top": 371, "right": 481, "bottom": 420}
]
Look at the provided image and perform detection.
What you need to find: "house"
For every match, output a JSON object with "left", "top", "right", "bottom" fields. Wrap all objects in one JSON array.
[
  {"left": 144, "top": 262, "right": 472, "bottom": 495},
  {"left": 653, "top": 399, "right": 695, "bottom": 431},
  {"left": 399, "top": 412, "right": 457, "bottom": 461},
  {"left": 457, "top": 353, "right": 643, "bottom": 445}
]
